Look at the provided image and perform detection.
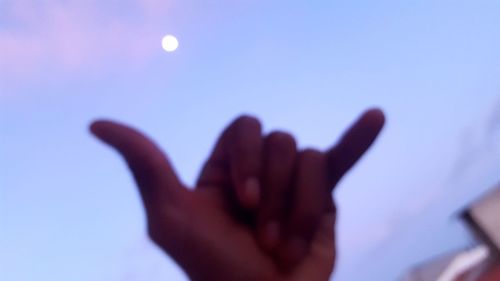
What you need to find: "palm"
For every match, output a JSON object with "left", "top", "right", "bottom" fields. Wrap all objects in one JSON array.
[
  {"left": 91, "top": 109, "right": 385, "bottom": 281},
  {"left": 161, "top": 185, "right": 335, "bottom": 281}
]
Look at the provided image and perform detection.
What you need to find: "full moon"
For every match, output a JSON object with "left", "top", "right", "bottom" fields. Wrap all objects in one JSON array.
[{"left": 161, "top": 35, "right": 179, "bottom": 52}]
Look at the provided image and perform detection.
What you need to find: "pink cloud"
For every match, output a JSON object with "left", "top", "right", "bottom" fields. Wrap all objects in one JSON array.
[{"left": 0, "top": 1, "right": 171, "bottom": 78}]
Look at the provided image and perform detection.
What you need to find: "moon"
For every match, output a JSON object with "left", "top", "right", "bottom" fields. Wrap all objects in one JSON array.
[{"left": 161, "top": 35, "right": 179, "bottom": 52}]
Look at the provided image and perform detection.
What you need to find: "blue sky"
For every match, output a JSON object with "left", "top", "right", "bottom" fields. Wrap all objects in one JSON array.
[{"left": 1, "top": 1, "right": 499, "bottom": 280}]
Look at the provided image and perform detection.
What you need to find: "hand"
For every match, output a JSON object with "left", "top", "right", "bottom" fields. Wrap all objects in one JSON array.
[{"left": 90, "top": 109, "right": 385, "bottom": 281}]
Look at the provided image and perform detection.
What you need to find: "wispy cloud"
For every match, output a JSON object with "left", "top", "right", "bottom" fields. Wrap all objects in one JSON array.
[{"left": 0, "top": 1, "right": 171, "bottom": 78}]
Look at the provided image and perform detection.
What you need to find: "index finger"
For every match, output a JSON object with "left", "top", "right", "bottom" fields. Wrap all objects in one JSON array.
[{"left": 196, "top": 115, "right": 263, "bottom": 209}]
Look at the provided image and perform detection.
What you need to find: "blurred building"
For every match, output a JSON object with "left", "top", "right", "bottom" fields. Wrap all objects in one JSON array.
[{"left": 401, "top": 184, "right": 500, "bottom": 281}]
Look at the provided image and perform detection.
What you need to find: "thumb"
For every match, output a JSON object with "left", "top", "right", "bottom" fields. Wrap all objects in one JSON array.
[{"left": 90, "top": 120, "right": 186, "bottom": 218}]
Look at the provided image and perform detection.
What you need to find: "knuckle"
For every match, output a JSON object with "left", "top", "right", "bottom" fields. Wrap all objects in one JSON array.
[
  {"left": 295, "top": 211, "right": 322, "bottom": 236},
  {"left": 301, "top": 209, "right": 322, "bottom": 225},
  {"left": 267, "top": 131, "right": 296, "bottom": 150},
  {"left": 301, "top": 148, "right": 322, "bottom": 157},
  {"left": 232, "top": 140, "right": 248, "bottom": 156},
  {"left": 300, "top": 148, "right": 324, "bottom": 162},
  {"left": 234, "top": 115, "right": 261, "bottom": 131},
  {"left": 231, "top": 117, "right": 262, "bottom": 156},
  {"left": 265, "top": 132, "right": 296, "bottom": 166}
]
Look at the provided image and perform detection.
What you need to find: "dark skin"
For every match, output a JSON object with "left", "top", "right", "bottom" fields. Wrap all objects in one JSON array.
[{"left": 91, "top": 108, "right": 385, "bottom": 281}]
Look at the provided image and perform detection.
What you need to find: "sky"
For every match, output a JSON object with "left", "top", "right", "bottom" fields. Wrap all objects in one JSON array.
[{"left": 1, "top": 1, "right": 499, "bottom": 280}]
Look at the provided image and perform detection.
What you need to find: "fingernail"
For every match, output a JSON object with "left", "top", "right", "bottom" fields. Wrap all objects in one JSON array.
[
  {"left": 264, "top": 221, "right": 280, "bottom": 248},
  {"left": 244, "top": 177, "right": 260, "bottom": 207},
  {"left": 285, "top": 237, "right": 307, "bottom": 263}
]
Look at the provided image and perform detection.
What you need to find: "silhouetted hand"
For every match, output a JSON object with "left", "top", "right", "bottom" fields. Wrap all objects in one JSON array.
[{"left": 90, "top": 109, "right": 384, "bottom": 281}]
